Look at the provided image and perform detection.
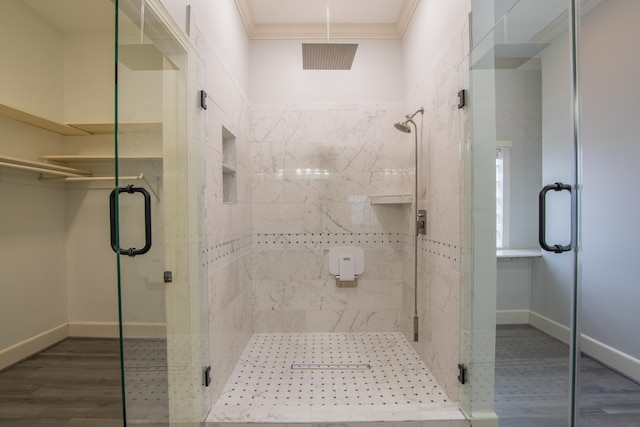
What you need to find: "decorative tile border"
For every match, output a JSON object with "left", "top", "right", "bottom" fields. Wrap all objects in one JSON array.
[
  {"left": 253, "top": 233, "right": 406, "bottom": 250},
  {"left": 206, "top": 235, "right": 252, "bottom": 269},
  {"left": 206, "top": 233, "right": 461, "bottom": 269},
  {"left": 419, "top": 236, "right": 461, "bottom": 264}
]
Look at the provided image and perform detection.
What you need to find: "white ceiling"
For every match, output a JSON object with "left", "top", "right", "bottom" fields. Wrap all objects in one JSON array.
[
  {"left": 23, "top": 0, "right": 419, "bottom": 40},
  {"left": 235, "top": 0, "right": 420, "bottom": 39}
]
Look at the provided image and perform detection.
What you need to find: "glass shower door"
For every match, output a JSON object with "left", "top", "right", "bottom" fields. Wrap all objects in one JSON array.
[
  {"left": 471, "top": 1, "right": 580, "bottom": 425},
  {"left": 114, "top": 0, "right": 209, "bottom": 424},
  {"left": 575, "top": 0, "right": 640, "bottom": 425}
]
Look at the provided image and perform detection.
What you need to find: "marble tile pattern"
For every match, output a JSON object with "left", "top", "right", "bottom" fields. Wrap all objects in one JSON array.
[
  {"left": 253, "top": 233, "right": 409, "bottom": 333},
  {"left": 403, "top": 18, "right": 471, "bottom": 404},
  {"left": 250, "top": 106, "right": 412, "bottom": 235},
  {"left": 192, "top": 24, "right": 255, "bottom": 408},
  {"left": 249, "top": 105, "right": 415, "bottom": 335},
  {"left": 208, "top": 332, "right": 465, "bottom": 423}
]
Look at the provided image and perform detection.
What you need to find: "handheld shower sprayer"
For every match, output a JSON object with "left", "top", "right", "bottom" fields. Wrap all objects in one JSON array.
[{"left": 392, "top": 106, "right": 425, "bottom": 342}]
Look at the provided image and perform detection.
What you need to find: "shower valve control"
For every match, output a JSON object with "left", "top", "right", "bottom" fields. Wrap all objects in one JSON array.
[{"left": 417, "top": 210, "right": 427, "bottom": 235}]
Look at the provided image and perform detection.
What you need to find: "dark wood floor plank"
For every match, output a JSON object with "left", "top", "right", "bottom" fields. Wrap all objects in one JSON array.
[
  {"left": 0, "top": 338, "right": 123, "bottom": 425},
  {"left": 495, "top": 324, "right": 640, "bottom": 427}
]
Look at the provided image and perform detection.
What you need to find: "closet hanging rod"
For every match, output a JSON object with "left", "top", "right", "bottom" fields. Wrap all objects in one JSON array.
[
  {"left": 61, "top": 173, "right": 144, "bottom": 182},
  {"left": 0, "top": 161, "right": 86, "bottom": 177}
]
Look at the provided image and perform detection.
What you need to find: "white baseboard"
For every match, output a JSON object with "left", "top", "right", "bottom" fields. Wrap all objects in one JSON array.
[
  {"left": 68, "top": 322, "right": 166, "bottom": 339},
  {"left": 0, "top": 323, "right": 68, "bottom": 370},
  {"left": 529, "top": 311, "right": 571, "bottom": 343},
  {"left": 496, "top": 310, "right": 529, "bottom": 325},
  {"left": 68, "top": 322, "right": 119, "bottom": 338},
  {"left": 468, "top": 411, "right": 498, "bottom": 427},
  {"left": 1, "top": 322, "right": 167, "bottom": 371},
  {"left": 528, "top": 310, "right": 640, "bottom": 383},
  {"left": 581, "top": 334, "right": 640, "bottom": 383}
]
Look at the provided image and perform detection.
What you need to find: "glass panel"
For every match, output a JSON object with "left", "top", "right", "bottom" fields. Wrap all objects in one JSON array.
[
  {"left": 469, "top": 0, "right": 578, "bottom": 425},
  {"left": 116, "top": 0, "right": 209, "bottom": 424},
  {"left": 575, "top": 1, "right": 640, "bottom": 425}
]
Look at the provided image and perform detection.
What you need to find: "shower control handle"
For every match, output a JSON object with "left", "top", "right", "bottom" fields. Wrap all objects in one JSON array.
[
  {"left": 417, "top": 210, "right": 426, "bottom": 235},
  {"left": 538, "top": 182, "right": 572, "bottom": 253}
]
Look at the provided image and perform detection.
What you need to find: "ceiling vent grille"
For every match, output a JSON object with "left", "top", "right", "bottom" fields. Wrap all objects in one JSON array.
[{"left": 302, "top": 43, "right": 358, "bottom": 70}]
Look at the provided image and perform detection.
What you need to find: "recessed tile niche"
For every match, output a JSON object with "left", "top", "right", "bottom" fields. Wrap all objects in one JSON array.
[{"left": 222, "top": 126, "right": 237, "bottom": 203}]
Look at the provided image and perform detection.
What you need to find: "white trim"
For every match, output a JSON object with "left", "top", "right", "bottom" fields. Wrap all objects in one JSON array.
[
  {"left": 496, "top": 310, "right": 530, "bottom": 325},
  {"left": 528, "top": 310, "right": 640, "bottom": 383},
  {"left": 67, "top": 322, "right": 118, "bottom": 338},
  {"left": 469, "top": 411, "right": 499, "bottom": 427},
  {"left": 582, "top": 334, "right": 640, "bottom": 383},
  {"left": 234, "top": 0, "right": 420, "bottom": 40},
  {"left": 0, "top": 322, "right": 167, "bottom": 371},
  {"left": 529, "top": 310, "right": 571, "bottom": 343},
  {"left": 0, "top": 324, "right": 68, "bottom": 370},
  {"left": 68, "top": 322, "right": 167, "bottom": 339}
]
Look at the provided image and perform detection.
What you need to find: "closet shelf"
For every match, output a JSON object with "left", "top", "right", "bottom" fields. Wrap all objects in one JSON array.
[
  {"left": 68, "top": 122, "right": 162, "bottom": 134},
  {"left": 0, "top": 155, "right": 90, "bottom": 177},
  {"left": 370, "top": 195, "right": 413, "bottom": 205},
  {"left": 49, "top": 173, "right": 144, "bottom": 182},
  {"left": 40, "top": 155, "right": 162, "bottom": 163},
  {"left": 1, "top": 102, "right": 161, "bottom": 136},
  {"left": 0, "top": 103, "right": 89, "bottom": 136}
]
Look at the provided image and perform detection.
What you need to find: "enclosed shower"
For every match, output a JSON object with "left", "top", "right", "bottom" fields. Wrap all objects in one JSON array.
[
  {"left": 0, "top": 0, "right": 480, "bottom": 426},
  {"left": 206, "top": 101, "right": 460, "bottom": 422}
]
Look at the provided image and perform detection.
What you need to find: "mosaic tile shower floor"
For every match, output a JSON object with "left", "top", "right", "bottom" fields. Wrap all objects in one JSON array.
[{"left": 207, "top": 332, "right": 465, "bottom": 423}]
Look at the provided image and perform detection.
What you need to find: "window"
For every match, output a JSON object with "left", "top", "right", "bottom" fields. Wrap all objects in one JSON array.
[{"left": 496, "top": 142, "right": 511, "bottom": 248}]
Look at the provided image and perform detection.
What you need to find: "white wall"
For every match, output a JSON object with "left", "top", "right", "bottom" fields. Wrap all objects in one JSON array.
[
  {"left": 403, "top": 0, "right": 471, "bottom": 98},
  {"left": 63, "top": 31, "right": 113, "bottom": 124},
  {"left": 162, "top": 0, "right": 255, "bottom": 405},
  {"left": 0, "top": 1, "right": 64, "bottom": 121},
  {"left": 250, "top": 39, "right": 403, "bottom": 104},
  {"left": 0, "top": 3, "right": 69, "bottom": 361},
  {"left": 530, "top": 26, "right": 574, "bottom": 328},
  {"left": 578, "top": 0, "right": 640, "bottom": 361},
  {"left": 495, "top": 68, "right": 542, "bottom": 316},
  {"left": 0, "top": 121, "right": 68, "bottom": 355},
  {"left": 0, "top": 1, "right": 139, "bottom": 364},
  {"left": 402, "top": 0, "right": 472, "bottom": 404},
  {"left": 496, "top": 69, "right": 541, "bottom": 249},
  {"left": 164, "top": 0, "right": 250, "bottom": 96}
]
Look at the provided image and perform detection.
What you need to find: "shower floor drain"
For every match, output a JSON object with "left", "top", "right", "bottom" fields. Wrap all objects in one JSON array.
[
  {"left": 291, "top": 363, "right": 371, "bottom": 370},
  {"left": 209, "top": 332, "right": 461, "bottom": 423}
]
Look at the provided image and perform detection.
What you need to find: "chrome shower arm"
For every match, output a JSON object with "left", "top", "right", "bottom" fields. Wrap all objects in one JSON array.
[{"left": 405, "top": 107, "right": 425, "bottom": 120}]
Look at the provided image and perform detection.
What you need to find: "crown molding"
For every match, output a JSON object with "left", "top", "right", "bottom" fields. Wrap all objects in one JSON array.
[
  {"left": 250, "top": 23, "right": 403, "bottom": 40},
  {"left": 235, "top": 0, "right": 419, "bottom": 40}
]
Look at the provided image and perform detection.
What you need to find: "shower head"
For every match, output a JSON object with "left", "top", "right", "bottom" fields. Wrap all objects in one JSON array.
[
  {"left": 394, "top": 120, "right": 413, "bottom": 133},
  {"left": 393, "top": 107, "right": 424, "bottom": 133}
]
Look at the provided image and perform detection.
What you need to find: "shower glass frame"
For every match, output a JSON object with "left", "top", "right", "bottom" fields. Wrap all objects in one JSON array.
[
  {"left": 466, "top": 0, "right": 581, "bottom": 425},
  {"left": 114, "top": 0, "right": 210, "bottom": 424}
]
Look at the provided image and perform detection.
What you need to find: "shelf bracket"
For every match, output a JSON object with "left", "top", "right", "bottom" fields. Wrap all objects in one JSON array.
[{"left": 141, "top": 174, "right": 160, "bottom": 203}]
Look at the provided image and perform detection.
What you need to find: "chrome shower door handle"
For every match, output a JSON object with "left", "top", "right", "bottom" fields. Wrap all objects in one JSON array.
[
  {"left": 538, "top": 182, "right": 572, "bottom": 253},
  {"left": 109, "top": 185, "right": 152, "bottom": 257}
]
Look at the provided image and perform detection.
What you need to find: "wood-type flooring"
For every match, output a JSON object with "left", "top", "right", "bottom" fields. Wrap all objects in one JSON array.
[
  {"left": 0, "top": 338, "right": 123, "bottom": 426},
  {"left": 495, "top": 324, "right": 640, "bottom": 426},
  {"left": 2, "top": 328, "right": 640, "bottom": 426}
]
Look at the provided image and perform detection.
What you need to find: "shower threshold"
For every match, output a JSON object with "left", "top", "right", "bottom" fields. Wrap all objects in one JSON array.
[{"left": 206, "top": 332, "right": 467, "bottom": 425}]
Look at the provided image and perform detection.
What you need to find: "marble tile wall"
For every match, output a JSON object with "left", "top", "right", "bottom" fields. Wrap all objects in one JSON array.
[
  {"left": 250, "top": 106, "right": 413, "bottom": 333},
  {"left": 191, "top": 23, "right": 254, "bottom": 405},
  {"left": 402, "top": 19, "right": 471, "bottom": 402}
]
